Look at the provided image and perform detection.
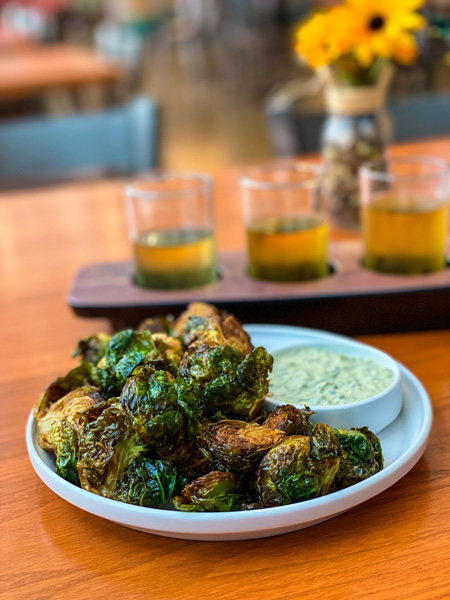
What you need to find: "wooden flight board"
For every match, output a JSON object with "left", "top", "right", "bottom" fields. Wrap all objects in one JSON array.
[{"left": 68, "top": 241, "right": 450, "bottom": 335}]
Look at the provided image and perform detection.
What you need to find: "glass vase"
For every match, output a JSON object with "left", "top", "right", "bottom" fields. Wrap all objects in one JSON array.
[{"left": 321, "top": 109, "right": 390, "bottom": 231}]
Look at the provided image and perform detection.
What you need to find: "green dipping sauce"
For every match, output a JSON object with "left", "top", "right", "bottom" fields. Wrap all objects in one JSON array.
[{"left": 269, "top": 347, "right": 395, "bottom": 407}]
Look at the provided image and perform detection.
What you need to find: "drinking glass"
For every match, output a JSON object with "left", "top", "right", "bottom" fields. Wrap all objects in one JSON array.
[
  {"left": 241, "top": 163, "right": 328, "bottom": 282},
  {"left": 360, "top": 156, "right": 449, "bottom": 275},
  {"left": 126, "top": 173, "right": 216, "bottom": 289}
]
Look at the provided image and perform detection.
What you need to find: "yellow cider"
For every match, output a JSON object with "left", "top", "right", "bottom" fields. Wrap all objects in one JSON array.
[
  {"left": 247, "top": 216, "right": 328, "bottom": 281},
  {"left": 363, "top": 198, "right": 448, "bottom": 274},
  {"left": 134, "top": 228, "right": 216, "bottom": 289}
]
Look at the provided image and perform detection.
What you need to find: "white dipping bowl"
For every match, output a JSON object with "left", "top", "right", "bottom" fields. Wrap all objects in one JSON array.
[{"left": 266, "top": 339, "right": 402, "bottom": 434}]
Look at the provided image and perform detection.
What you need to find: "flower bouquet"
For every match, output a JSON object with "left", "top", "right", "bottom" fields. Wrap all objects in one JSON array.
[{"left": 294, "top": 0, "right": 426, "bottom": 230}]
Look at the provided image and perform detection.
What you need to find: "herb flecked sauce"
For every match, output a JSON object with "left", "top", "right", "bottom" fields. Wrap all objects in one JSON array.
[{"left": 269, "top": 347, "right": 395, "bottom": 406}]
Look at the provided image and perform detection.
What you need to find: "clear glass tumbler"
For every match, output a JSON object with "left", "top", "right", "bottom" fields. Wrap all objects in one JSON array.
[
  {"left": 126, "top": 173, "right": 217, "bottom": 289},
  {"left": 241, "top": 163, "right": 328, "bottom": 282},
  {"left": 360, "top": 156, "right": 449, "bottom": 275}
]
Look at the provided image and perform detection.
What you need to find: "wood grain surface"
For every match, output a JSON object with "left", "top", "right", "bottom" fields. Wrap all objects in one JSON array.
[
  {"left": 0, "top": 44, "right": 123, "bottom": 100},
  {"left": 1, "top": 139, "right": 450, "bottom": 600}
]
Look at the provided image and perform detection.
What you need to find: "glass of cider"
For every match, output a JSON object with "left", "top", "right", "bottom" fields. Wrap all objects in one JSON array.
[
  {"left": 126, "top": 173, "right": 216, "bottom": 289},
  {"left": 241, "top": 163, "right": 328, "bottom": 282},
  {"left": 360, "top": 156, "right": 449, "bottom": 275}
]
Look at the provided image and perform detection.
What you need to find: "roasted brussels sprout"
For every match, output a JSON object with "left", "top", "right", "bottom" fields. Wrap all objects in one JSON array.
[
  {"left": 120, "top": 366, "right": 200, "bottom": 464},
  {"left": 173, "top": 471, "right": 244, "bottom": 512},
  {"left": 333, "top": 426, "right": 384, "bottom": 489},
  {"left": 112, "top": 457, "right": 178, "bottom": 507},
  {"left": 77, "top": 401, "right": 150, "bottom": 496},
  {"left": 73, "top": 333, "right": 111, "bottom": 366},
  {"left": 255, "top": 424, "right": 342, "bottom": 507},
  {"left": 201, "top": 420, "right": 285, "bottom": 473},
  {"left": 143, "top": 333, "right": 183, "bottom": 375},
  {"left": 220, "top": 314, "right": 253, "bottom": 355},
  {"left": 172, "top": 302, "right": 253, "bottom": 355},
  {"left": 93, "top": 329, "right": 158, "bottom": 397},
  {"left": 36, "top": 385, "right": 104, "bottom": 449},
  {"left": 34, "top": 363, "right": 96, "bottom": 419},
  {"left": 50, "top": 417, "right": 80, "bottom": 486},
  {"left": 137, "top": 315, "right": 174, "bottom": 335},
  {"left": 263, "top": 404, "right": 314, "bottom": 436},
  {"left": 181, "top": 344, "right": 273, "bottom": 420},
  {"left": 172, "top": 302, "right": 222, "bottom": 338}
]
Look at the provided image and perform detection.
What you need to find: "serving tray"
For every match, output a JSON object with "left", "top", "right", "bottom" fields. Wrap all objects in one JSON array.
[
  {"left": 26, "top": 324, "right": 433, "bottom": 541},
  {"left": 68, "top": 241, "right": 450, "bottom": 335}
]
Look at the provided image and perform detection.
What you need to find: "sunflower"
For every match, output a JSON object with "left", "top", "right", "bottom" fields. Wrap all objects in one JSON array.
[
  {"left": 293, "top": 7, "right": 350, "bottom": 69},
  {"left": 344, "top": 0, "right": 426, "bottom": 66}
]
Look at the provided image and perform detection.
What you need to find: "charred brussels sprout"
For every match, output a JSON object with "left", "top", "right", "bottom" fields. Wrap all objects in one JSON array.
[
  {"left": 36, "top": 385, "right": 104, "bottom": 449},
  {"left": 77, "top": 401, "right": 151, "bottom": 497},
  {"left": 172, "top": 302, "right": 253, "bottom": 355},
  {"left": 137, "top": 315, "right": 173, "bottom": 335},
  {"left": 73, "top": 333, "right": 111, "bottom": 366},
  {"left": 333, "top": 426, "right": 383, "bottom": 489},
  {"left": 120, "top": 366, "right": 200, "bottom": 464},
  {"left": 173, "top": 471, "right": 244, "bottom": 512},
  {"left": 112, "top": 458, "right": 177, "bottom": 507},
  {"left": 143, "top": 333, "right": 183, "bottom": 375},
  {"left": 94, "top": 329, "right": 157, "bottom": 397},
  {"left": 172, "top": 302, "right": 222, "bottom": 338},
  {"left": 263, "top": 405, "right": 314, "bottom": 436},
  {"left": 201, "top": 420, "right": 285, "bottom": 473},
  {"left": 182, "top": 344, "right": 273, "bottom": 420},
  {"left": 50, "top": 417, "right": 80, "bottom": 486},
  {"left": 178, "top": 315, "right": 229, "bottom": 348},
  {"left": 34, "top": 363, "right": 96, "bottom": 419},
  {"left": 256, "top": 424, "right": 342, "bottom": 507}
]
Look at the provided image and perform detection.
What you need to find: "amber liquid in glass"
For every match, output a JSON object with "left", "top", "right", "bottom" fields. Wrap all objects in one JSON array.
[
  {"left": 134, "top": 228, "right": 216, "bottom": 289},
  {"left": 247, "top": 216, "right": 328, "bottom": 281},
  {"left": 363, "top": 198, "right": 448, "bottom": 274}
]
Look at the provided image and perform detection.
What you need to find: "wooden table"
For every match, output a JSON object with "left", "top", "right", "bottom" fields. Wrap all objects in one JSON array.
[
  {"left": 1, "top": 139, "right": 450, "bottom": 600},
  {"left": 0, "top": 43, "right": 123, "bottom": 101}
]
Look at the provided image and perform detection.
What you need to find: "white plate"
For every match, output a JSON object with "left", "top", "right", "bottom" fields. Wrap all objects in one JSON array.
[{"left": 26, "top": 324, "right": 432, "bottom": 541}]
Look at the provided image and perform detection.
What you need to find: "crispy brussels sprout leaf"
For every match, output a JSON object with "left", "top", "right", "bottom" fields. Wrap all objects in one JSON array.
[
  {"left": 256, "top": 424, "right": 342, "bottom": 507},
  {"left": 173, "top": 471, "right": 244, "bottom": 512},
  {"left": 263, "top": 405, "right": 314, "bottom": 436},
  {"left": 309, "top": 423, "right": 343, "bottom": 496},
  {"left": 50, "top": 417, "right": 80, "bottom": 486},
  {"left": 37, "top": 385, "right": 104, "bottom": 449},
  {"left": 220, "top": 315, "right": 253, "bottom": 355},
  {"left": 178, "top": 316, "right": 228, "bottom": 348},
  {"left": 183, "top": 345, "right": 273, "bottom": 420},
  {"left": 77, "top": 402, "right": 151, "bottom": 497},
  {"left": 112, "top": 458, "right": 177, "bottom": 507},
  {"left": 73, "top": 333, "right": 111, "bottom": 366},
  {"left": 121, "top": 367, "right": 200, "bottom": 464},
  {"left": 34, "top": 362, "right": 96, "bottom": 419},
  {"left": 137, "top": 315, "right": 173, "bottom": 335},
  {"left": 202, "top": 420, "right": 285, "bottom": 473},
  {"left": 333, "top": 426, "right": 384, "bottom": 489},
  {"left": 143, "top": 333, "right": 183, "bottom": 375},
  {"left": 94, "top": 329, "right": 157, "bottom": 397},
  {"left": 172, "top": 302, "right": 253, "bottom": 354},
  {"left": 172, "top": 302, "right": 221, "bottom": 338},
  {"left": 256, "top": 436, "right": 314, "bottom": 507}
]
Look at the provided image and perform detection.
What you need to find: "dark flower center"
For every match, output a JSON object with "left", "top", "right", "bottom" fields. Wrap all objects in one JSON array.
[{"left": 369, "top": 15, "right": 385, "bottom": 30}]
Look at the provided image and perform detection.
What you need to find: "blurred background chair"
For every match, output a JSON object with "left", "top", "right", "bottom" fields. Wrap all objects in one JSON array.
[{"left": 0, "top": 95, "right": 158, "bottom": 188}]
